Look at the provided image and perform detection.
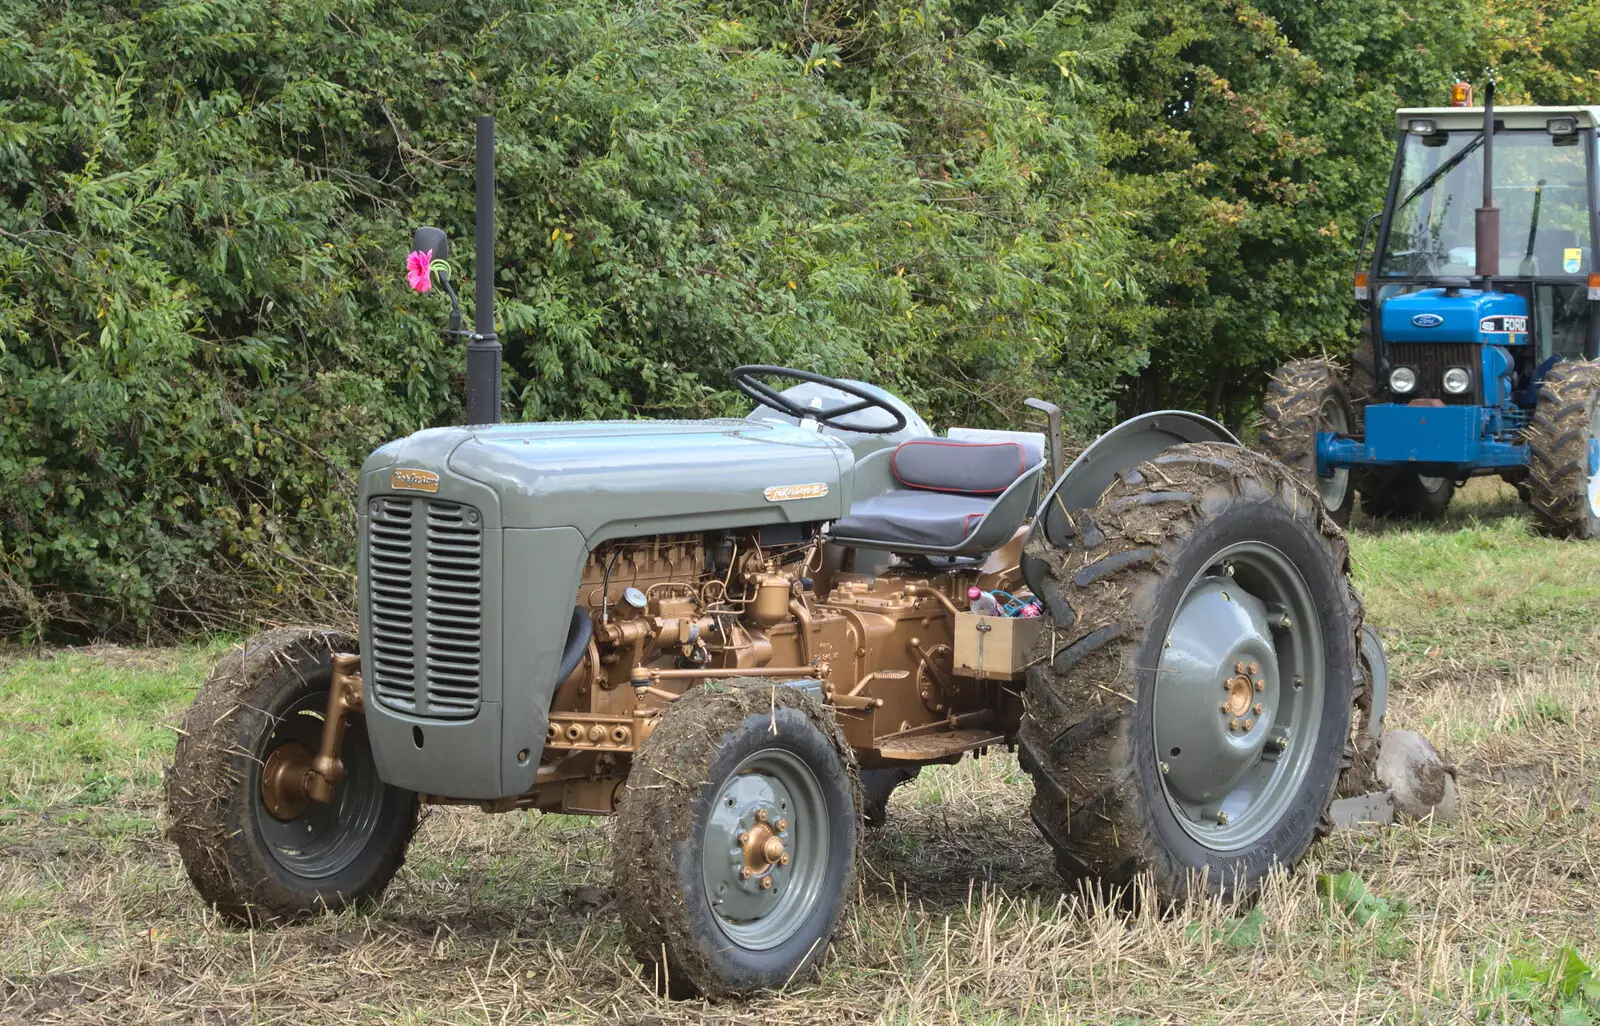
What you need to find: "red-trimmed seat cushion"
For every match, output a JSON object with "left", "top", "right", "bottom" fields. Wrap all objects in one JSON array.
[{"left": 891, "top": 438, "right": 1044, "bottom": 495}]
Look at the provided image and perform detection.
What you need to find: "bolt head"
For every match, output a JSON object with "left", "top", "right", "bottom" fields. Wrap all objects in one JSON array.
[
  {"left": 1253, "top": 703, "right": 1263, "bottom": 715},
  {"left": 1248, "top": 662, "right": 1259, "bottom": 675},
  {"left": 738, "top": 832, "right": 748, "bottom": 845},
  {"left": 755, "top": 808, "right": 768, "bottom": 824},
  {"left": 1216, "top": 811, "right": 1230, "bottom": 825},
  {"left": 760, "top": 876, "right": 774, "bottom": 890},
  {"left": 1243, "top": 718, "right": 1254, "bottom": 731},
  {"left": 1228, "top": 719, "right": 1240, "bottom": 731},
  {"left": 1160, "top": 761, "right": 1170, "bottom": 775},
  {"left": 1224, "top": 563, "right": 1236, "bottom": 576},
  {"left": 1235, "top": 661, "right": 1246, "bottom": 674},
  {"left": 1281, "top": 617, "right": 1292, "bottom": 629},
  {"left": 775, "top": 819, "right": 788, "bottom": 832},
  {"left": 1255, "top": 679, "right": 1265, "bottom": 691},
  {"left": 779, "top": 853, "right": 790, "bottom": 865},
  {"left": 740, "top": 867, "right": 752, "bottom": 880}
]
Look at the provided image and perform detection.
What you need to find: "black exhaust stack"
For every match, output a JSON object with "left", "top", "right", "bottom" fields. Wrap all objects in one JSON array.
[
  {"left": 466, "top": 115, "right": 502, "bottom": 425},
  {"left": 1474, "top": 80, "right": 1499, "bottom": 287}
]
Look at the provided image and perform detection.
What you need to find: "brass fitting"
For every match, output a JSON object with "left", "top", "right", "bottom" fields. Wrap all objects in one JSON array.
[{"left": 305, "top": 653, "right": 365, "bottom": 803}]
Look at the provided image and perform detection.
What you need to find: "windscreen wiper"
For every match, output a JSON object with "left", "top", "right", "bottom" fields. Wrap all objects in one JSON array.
[{"left": 1397, "top": 132, "right": 1484, "bottom": 210}]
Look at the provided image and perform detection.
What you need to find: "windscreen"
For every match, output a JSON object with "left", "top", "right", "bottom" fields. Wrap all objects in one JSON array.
[{"left": 1378, "top": 128, "right": 1593, "bottom": 278}]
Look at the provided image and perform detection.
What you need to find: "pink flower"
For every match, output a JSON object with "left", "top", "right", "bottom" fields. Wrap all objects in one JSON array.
[{"left": 406, "top": 250, "right": 433, "bottom": 293}]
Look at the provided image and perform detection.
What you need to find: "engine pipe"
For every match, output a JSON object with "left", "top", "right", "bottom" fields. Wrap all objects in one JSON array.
[
  {"left": 1475, "top": 80, "right": 1500, "bottom": 284},
  {"left": 466, "top": 115, "right": 502, "bottom": 425}
]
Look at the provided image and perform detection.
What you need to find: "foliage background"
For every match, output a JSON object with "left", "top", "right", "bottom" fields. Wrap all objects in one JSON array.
[{"left": 0, "top": 0, "right": 1589, "bottom": 635}]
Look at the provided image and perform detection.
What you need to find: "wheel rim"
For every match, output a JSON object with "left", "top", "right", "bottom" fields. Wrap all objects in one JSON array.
[
  {"left": 254, "top": 692, "right": 388, "bottom": 878},
  {"left": 1152, "top": 542, "right": 1327, "bottom": 850},
  {"left": 1417, "top": 475, "right": 1448, "bottom": 494},
  {"left": 701, "top": 748, "right": 829, "bottom": 951},
  {"left": 1318, "top": 397, "right": 1350, "bottom": 511}
]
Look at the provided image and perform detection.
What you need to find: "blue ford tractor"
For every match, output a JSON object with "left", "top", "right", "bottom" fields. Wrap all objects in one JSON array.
[{"left": 1263, "top": 83, "right": 1600, "bottom": 538}]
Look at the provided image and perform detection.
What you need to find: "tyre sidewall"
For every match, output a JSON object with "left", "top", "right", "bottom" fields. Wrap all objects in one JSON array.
[
  {"left": 1128, "top": 492, "right": 1355, "bottom": 892},
  {"left": 669, "top": 705, "right": 857, "bottom": 994}
]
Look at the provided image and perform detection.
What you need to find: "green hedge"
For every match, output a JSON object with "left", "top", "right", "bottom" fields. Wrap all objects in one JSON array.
[{"left": 0, "top": 0, "right": 1556, "bottom": 636}]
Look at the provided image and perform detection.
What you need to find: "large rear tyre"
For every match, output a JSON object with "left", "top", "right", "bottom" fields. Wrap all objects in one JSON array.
[
  {"left": 1358, "top": 470, "right": 1454, "bottom": 521},
  {"left": 165, "top": 627, "right": 419, "bottom": 925},
  {"left": 1525, "top": 359, "right": 1600, "bottom": 539},
  {"left": 1018, "top": 443, "right": 1361, "bottom": 901},
  {"left": 1261, "top": 359, "right": 1356, "bottom": 527},
  {"left": 613, "top": 683, "right": 859, "bottom": 998}
]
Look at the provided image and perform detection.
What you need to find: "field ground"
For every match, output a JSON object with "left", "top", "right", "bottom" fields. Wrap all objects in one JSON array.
[{"left": 3, "top": 479, "right": 1599, "bottom": 1023}]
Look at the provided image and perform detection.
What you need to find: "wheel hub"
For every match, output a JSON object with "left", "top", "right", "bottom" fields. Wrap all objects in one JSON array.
[
  {"left": 1155, "top": 578, "right": 1280, "bottom": 807},
  {"left": 260, "top": 741, "right": 315, "bottom": 821},
  {"left": 705, "top": 773, "right": 798, "bottom": 925}
]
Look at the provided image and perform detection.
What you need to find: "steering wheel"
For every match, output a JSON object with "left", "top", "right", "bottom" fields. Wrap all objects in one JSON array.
[{"left": 731, "top": 365, "right": 909, "bottom": 435}]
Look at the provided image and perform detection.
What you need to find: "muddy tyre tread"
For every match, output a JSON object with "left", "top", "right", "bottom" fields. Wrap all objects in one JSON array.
[
  {"left": 1260, "top": 359, "right": 1355, "bottom": 526},
  {"left": 1525, "top": 359, "right": 1600, "bottom": 539},
  {"left": 164, "top": 626, "right": 419, "bottom": 925},
  {"left": 1018, "top": 443, "right": 1364, "bottom": 900}
]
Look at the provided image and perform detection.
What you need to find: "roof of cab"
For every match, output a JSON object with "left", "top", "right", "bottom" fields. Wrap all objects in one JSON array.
[{"left": 1396, "top": 106, "right": 1600, "bottom": 131}]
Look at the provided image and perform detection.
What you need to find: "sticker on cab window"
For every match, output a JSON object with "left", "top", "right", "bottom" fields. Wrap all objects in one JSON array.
[{"left": 1564, "top": 247, "right": 1582, "bottom": 274}]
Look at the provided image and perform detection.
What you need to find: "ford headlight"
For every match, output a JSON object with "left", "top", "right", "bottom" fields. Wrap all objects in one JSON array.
[
  {"left": 1442, "top": 367, "right": 1471, "bottom": 394},
  {"left": 1389, "top": 367, "right": 1418, "bottom": 394}
]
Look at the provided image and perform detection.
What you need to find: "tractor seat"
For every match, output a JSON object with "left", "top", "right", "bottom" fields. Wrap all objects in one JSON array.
[{"left": 831, "top": 437, "right": 1044, "bottom": 554}]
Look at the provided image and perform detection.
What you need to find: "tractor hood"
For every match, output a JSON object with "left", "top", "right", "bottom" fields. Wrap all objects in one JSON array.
[
  {"left": 1381, "top": 288, "right": 1530, "bottom": 345},
  {"left": 362, "top": 419, "right": 855, "bottom": 542}
]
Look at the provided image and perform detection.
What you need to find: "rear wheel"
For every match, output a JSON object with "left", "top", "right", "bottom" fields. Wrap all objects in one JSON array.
[
  {"left": 1525, "top": 359, "right": 1600, "bottom": 539},
  {"left": 165, "top": 627, "right": 418, "bottom": 925},
  {"left": 1359, "top": 470, "right": 1455, "bottom": 521},
  {"left": 1261, "top": 359, "right": 1356, "bottom": 527},
  {"left": 613, "top": 683, "right": 859, "bottom": 998},
  {"left": 1018, "top": 443, "right": 1360, "bottom": 901}
]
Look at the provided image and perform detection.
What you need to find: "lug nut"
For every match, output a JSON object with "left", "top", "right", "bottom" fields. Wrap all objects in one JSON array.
[
  {"left": 740, "top": 867, "right": 752, "bottom": 879},
  {"left": 755, "top": 809, "right": 768, "bottom": 824},
  {"left": 1224, "top": 563, "right": 1235, "bottom": 577},
  {"left": 1216, "top": 811, "right": 1230, "bottom": 825},
  {"left": 1228, "top": 719, "right": 1240, "bottom": 731},
  {"left": 1248, "top": 662, "right": 1259, "bottom": 675},
  {"left": 1234, "top": 661, "right": 1246, "bottom": 674},
  {"left": 1253, "top": 703, "right": 1263, "bottom": 715},
  {"left": 1160, "top": 761, "right": 1170, "bottom": 775},
  {"left": 738, "top": 832, "right": 749, "bottom": 845},
  {"left": 1220, "top": 702, "right": 1231, "bottom": 713},
  {"left": 761, "top": 876, "right": 774, "bottom": 890},
  {"left": 1243, "top": 718, "right": 1254, "bottom": 731},
  {"left": 775, "top": 819, "right": 787, "bottom": 832},
  {"left": 778, "top": 853, "right": 789, "bottom": 865},
  {"left": 1255, "top": 679, "right": 1265, "bottom": 692}
]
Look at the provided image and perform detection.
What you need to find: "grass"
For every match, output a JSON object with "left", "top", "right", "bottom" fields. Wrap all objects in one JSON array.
[{"left": 2, "top": 479, "right": 1599, "bottom": 1023}]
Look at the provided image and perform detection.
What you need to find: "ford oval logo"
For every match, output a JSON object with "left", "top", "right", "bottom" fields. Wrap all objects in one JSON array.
[{"left": 1411, "top": 313, "right": 1444, "bottom": 328}]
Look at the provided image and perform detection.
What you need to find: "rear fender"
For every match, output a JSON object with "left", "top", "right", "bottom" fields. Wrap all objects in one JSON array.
[{"left": 1021, "top": 411, "right": 1238, "bottom": 602}]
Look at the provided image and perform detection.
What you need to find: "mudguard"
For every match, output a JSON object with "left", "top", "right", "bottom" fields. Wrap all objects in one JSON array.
[{"left": 1021, "top": 410, "right": 1238, "bottom": 603}]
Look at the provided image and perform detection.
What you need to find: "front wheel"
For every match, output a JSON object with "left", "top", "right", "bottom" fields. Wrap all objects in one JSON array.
[
  {"left": 1261, "top": 359, "right": 1356, "bottom": 527},
  {"left": 613, "top": 683, "right": 859, "bottom": 998},
  {"left": 165, "top": 627, "right": 418, "bottom": 925},
  {"left": 1526, "top": 359, "right": 1600, "bottom": 539},
  {"left": 1018, "top": 443, "right": 1360, "bottom": 901}
]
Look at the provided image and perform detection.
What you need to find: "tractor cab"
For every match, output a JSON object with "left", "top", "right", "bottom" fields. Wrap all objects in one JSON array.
[{"left": 1264, "top": 86, "right": 1600, "bottom": 538}]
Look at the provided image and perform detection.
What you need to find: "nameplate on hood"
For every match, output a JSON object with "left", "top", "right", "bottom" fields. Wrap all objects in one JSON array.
[
  {"left": 765, "top": 483, "right": 829, "bottom": 502},
  {"left": 391, "top": 469, "right": 441, "bottom": 493}
]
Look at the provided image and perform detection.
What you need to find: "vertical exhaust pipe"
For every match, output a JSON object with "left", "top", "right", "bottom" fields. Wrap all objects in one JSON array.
[
  {"left": 1474, "top": 81, "right": 1499, "bottom": 286},
  {"left": 466, "top": 115, "right": 502, "bottom": 425}
]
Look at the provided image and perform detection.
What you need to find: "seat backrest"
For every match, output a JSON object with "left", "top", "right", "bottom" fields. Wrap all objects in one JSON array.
[{"left": 891, "top": 438, "right": 1044, "bottom": 496}]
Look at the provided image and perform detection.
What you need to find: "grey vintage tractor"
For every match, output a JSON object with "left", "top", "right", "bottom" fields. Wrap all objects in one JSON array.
[
  {"left": 1263, "top": 83, "right": 1600, "bottom": 535},
  {"left": 166, "top": 118, "right": 1398, "bottom": 998}
]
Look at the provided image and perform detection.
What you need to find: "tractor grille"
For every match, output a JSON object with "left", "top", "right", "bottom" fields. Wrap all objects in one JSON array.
[
  {"left": 1385, "top": 342, "right": 1482, "bottom": 405},
  {"left": 365, "top": 496, "right": 484, "bottom": 719}
]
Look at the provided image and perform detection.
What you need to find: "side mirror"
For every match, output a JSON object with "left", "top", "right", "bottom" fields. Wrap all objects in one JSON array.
[{"left": 412, "top": 226, "right": 449, "bottom": 261}]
